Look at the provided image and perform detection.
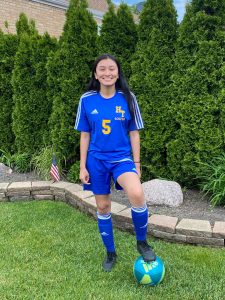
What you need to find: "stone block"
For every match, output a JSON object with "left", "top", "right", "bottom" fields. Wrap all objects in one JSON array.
[
  {"left": 31, "top": 181, "right": 52, "bottom": 191},
  {"left": 52, "top": 191, "right": 66, "bottom": 202},
  {"left": 111, "top": 201, "right": 127, "bottom": 214},
  {"left": 7, "top": 181, "right": 31, "bottom": 192},
  {"left": 50, "top": 181, "right": 74, "bottom": 192},
  {"left": 6, "top": 191, "right": 30, "bottom": 197},
  {"left": 114, "top": 220, "right": 134, "bottom": 233},
  {"left": 88, "top": 208, "right": 98, "bottom": 218},
  {"left": 74, "top": 199, "right": 86, "bottom": 212},
  {"left": 0, "top": 182, "right": 9, "bottom": 192},
  {"left": 9, "top": 196, "right": 32, "bottom": 202},
  {"left": 176, "top": 218, "right": 212, "bottom": 237},
  {"left": 148, "top": 214, "right": 178, "bottom": 233},
  {"left": 54, "top": 195, "right": 66, "bottom": 201},
  {"left": 149, "top": 229, "right": 187, "bottom": 243},
  {"left": 65, "top": 184, "right": 83, "bottom": 195},
  {"left": 213, "top": 222, "right": 225, "bottom": 238},
  {"left": 186, "top": 235, "right": 224, "bottom": 247},
  {"left": 66, "top": 190, "right": 93, "bottom": 206},
  {"left": 33, "top": 195, "right": 54, "bottom": 200},
  {"left": 67, "top": 194, "right": 79, "bottom": 208},
  {"left": 78, "top": 197, "right": 97, "bottom": 217},
  {"left": 81, "top": 196, "right": 97, "bottom": 207},
  {"left": 73, "top": 190, "right": 94, "bottom": 200},
  {"left": 113, "top": 208, "right": 132, "bottom": 224},
  {"left": 32, "top": 190, "right": 53, "bottom": 195},
  {"left": 53, "top": 192, "right": 66, "bottom": 201},
  {"left": 0, "top": 193, "right": 8, "bottom": 202}
]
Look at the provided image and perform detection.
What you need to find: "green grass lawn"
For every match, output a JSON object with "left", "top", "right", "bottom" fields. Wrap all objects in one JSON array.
[{"left": 0, "top": 200, "right": 224, "bottom": 300}]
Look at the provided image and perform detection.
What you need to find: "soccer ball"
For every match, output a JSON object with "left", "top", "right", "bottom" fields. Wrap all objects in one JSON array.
[{"left": 133, "top": 256, "right": 165, "bottom": 286}]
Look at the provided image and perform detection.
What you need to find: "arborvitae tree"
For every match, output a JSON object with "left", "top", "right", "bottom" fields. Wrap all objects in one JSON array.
[
  {"left": 167, "top": 0, "right": 225, "bottom": 185},
  {"left": 0, "top": 30, "right": 18, "bottom": 152},
  {"left": 48, "top": 0, "right": 98, "bottom": 163},
  {"left": 0, "top": 12, "right": 34, "bottom": 153},
  {"left": 99, "top": 3, "right": 137, "bottom": 78},
  {"left": 12, "top": 14, "right": 57, "bottom": 155},
  {"left": 98, "top": 4, "right": 118, "bottom": 53},
  {"left": 16, "top": 13, "right": 37, "bottom": 37},
  {"left": 130, "top": 0, "right": 178, "bottom": 180}
]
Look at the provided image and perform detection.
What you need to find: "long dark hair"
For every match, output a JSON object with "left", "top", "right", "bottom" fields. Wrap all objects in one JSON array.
[{"left": 86, "top": 54, "right": 134, "bottom": 117}]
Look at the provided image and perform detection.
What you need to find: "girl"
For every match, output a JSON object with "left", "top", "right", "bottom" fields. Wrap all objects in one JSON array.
[{"left": 75, "top": 54, "right": 156, "bottom": 272}]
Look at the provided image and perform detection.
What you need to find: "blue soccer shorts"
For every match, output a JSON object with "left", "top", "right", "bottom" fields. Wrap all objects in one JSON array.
[{"left": 83, "top": 153, "right": 138, "bottom": 195}]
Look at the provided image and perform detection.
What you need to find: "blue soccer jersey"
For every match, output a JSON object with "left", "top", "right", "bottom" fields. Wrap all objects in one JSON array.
[{"left": 74, "top": 90, "right": 144, "bottom": 161}]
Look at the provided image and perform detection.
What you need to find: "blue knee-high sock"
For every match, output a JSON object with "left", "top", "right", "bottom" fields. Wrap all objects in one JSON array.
[
  {"left": 131, "top": 205, "right": 148, "bottom": 241},
  {"left": 97, "top": 212, "right": 115, "bottom": 253}
]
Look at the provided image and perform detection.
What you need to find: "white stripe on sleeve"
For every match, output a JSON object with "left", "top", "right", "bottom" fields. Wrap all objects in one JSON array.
[
  {"left": 131, "top": 93, "right": 144, "bottom": 129},
  {"left": 74, "top": 98, "right": 82, "bottom": 129},
  {"left": 74, "top": 91, "right": 97, "bottom": 130}
]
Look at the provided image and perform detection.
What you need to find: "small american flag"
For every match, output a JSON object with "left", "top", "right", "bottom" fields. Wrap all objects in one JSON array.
[{"left": 50, "top": 155, "right": 60, "bottom": 182}]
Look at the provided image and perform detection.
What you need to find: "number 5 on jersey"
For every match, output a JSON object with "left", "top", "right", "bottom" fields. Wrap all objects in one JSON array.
[{"left": 102, "top": 120, "right": 111, "bottom": 134}]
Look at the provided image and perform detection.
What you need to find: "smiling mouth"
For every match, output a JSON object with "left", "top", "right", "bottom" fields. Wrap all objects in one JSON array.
[{"left": 102, "top": 77, "right": 115, "bottom": 81}]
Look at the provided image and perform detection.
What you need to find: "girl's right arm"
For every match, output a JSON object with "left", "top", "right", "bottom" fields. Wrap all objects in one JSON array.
[{"left": 80, "top": 131, "right": 90, "bottom": 184}]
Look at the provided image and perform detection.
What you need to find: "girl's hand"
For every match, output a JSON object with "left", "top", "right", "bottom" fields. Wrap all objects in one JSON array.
[{"left": 80, "top": 167, "right": 90, "bottom": 184}]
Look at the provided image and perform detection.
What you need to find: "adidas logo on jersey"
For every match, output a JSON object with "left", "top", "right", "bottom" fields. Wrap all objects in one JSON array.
[{"left": 91, "top": 109, "right": 98, "bottom": 114}]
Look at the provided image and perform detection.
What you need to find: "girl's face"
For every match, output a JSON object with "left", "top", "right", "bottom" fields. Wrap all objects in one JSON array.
[{"left": 95, "top": 58, "right": 119, "bottom": 88}]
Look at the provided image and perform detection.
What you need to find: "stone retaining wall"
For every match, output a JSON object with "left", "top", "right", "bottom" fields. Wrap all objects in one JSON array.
[{"left": 0, "top": 181, "right": 225, "bottom": 247}]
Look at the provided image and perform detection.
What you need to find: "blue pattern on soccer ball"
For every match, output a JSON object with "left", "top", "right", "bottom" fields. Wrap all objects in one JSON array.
[{"left": 133, "top": 256, "right": 165, "bottom": 286}]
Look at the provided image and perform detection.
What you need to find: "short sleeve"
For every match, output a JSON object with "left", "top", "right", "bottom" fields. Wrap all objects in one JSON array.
[
  {"left": 128, "top": 93, "right": 144, "bottom": 131},
  {"left": 74, "top": 97, "right": 91, "bottom": 132}
]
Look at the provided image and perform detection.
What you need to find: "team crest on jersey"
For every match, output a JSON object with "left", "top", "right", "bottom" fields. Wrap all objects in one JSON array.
[{"left": 115, "top": 106, "right": 125, "bottom": 120}]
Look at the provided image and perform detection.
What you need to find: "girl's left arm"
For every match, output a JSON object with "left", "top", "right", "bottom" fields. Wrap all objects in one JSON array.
[{"left": 129, "top": 130, "right": 141, "bottom": 178}]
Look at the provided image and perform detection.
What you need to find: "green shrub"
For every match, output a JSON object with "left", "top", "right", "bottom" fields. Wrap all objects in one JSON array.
[
  {"left": 0, "top": 31, "right": 18, "bottom": 152},
  {"left": 12, "top": 153, "right": 31, "bottom": 173},
  {"left": 199, "top": 153, "right": 225, "bottom": 206},
  {"left": 99, "top": 3, "right": 137, "bottom": 79},
  {"left": 0, "top": 149, "right": 14, "bottom": 168},
  {"left": 12, "top": 15, "right": 57, "bottom": 155},
  {"left": 130, "top": 0, "right": 178, "bottom": 180},
  {"left": 48, "top": 0, "right": 98, "bottom": 164},
  {"left": 67, "top": 161, "right": 80, "bottom": 183},
  {"left": 0, "top": 149, "right": 30, "bottom": 173},
  {"left": 167, "top": 1, "right": 225, "bottom": 185},
  {"left": 32, "top": 146, "right": 62, "bottom": 180}
]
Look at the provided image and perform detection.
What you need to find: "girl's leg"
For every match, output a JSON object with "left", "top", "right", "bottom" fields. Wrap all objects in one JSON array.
[
  {"left": 117, "top": 172, "right": 156, "bottom": 262},
  {"left": 95, "top": 195, "right": 117, "bottom": 271}
]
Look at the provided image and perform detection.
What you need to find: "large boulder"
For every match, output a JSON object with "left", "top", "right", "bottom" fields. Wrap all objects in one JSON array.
[
  {"left": 0, "top": 163, "right": 13, "bottom": 174},
  {"left": 142, "top": 179, "right": 183, "bottom": 207}
]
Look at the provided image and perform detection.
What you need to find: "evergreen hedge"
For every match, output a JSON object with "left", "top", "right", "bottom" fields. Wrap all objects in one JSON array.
[
  {"left": 99, "top": 3, "right": 137, "bottom": 79},
  {"left": 2, "top": 0, "right": 225, "bottom": 189},
  {"left": 0, "top": 30, "right": 18, "bottom": 152},
  {"left": 48, "top": 0, "right": 98, "bottom": 164},
  {"left": 130, "top": 0, "right": 178, "bottom": 180},
  {"left": 12, "top": 14, "right": 57, "bottom": 155},
  {"left": 167, "top": 0, "right": 225, "bottom": 185}
]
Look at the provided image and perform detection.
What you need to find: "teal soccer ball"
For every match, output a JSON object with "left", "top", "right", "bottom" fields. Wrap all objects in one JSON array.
[{"left": 133, "top": 256, "right": 165, "bottom": 286}]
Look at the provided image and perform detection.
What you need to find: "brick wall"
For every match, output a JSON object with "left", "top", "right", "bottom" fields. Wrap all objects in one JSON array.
[
  {"left": 0, "top": 0, "right": 65, "bottom": 37},
  {"left": 0, "top": 0, "right": 103, "bottom": 38}
]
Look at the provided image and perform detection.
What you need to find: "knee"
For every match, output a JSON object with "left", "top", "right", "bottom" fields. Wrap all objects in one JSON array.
[
  {"left": 130, "top": 187, "right": 144, "bottom": 201},
  {"left": 97, "top": 202, "right": 111, "bottom": 215},
  {"left": 128, "top": 188, "right": 145, "bottom": 207}
]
